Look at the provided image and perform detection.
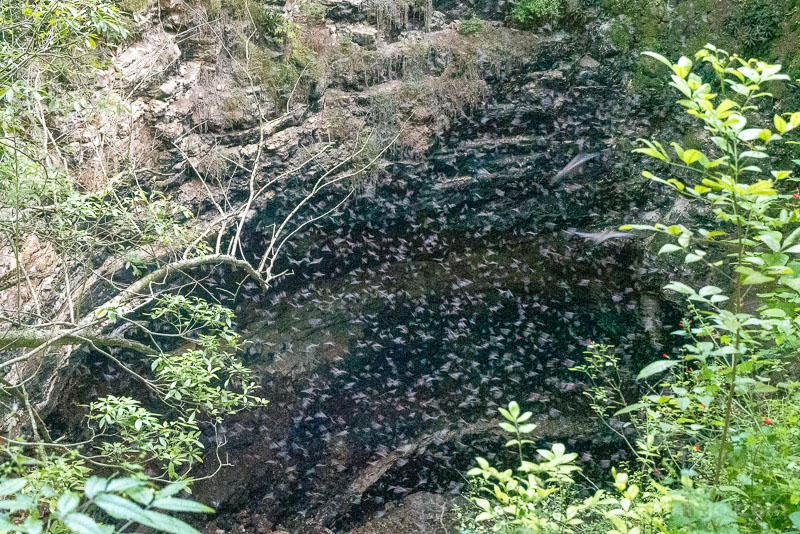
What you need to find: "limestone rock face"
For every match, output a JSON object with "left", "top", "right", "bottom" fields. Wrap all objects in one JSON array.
[
  {"left": 113, "top": 29, "right": 181, "bottom": 95},
  {"left": 39, "top": 0, "right": 701, "bottom": 531},
  {"left": 345, "top": 24, "right": 379, "bottom": 49},
  {"left": 579, "top": 54, "right": 601, "bottom": 68}
]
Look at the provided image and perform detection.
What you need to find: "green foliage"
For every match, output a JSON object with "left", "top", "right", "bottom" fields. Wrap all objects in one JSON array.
[
  {"left": 0, "top": 0, "right": 267, "bottom": 501},
  {"left": 608, "top": 19, "right": 633, "bottom": 52},
  {"left": 88, "top": 397, "right": 204, "bottom": 480},
  {"left": 1, "top": 448, "right": 91, "bottom": 496},
  {"left": 458, "top": 16, "right": 484, "bottom": 36},
  {"left": 463, "top": 402, "right": 679, "bottom": 533},
  {"left": 723, "top": 0, "right": 783, "bottom": 56},
  {"left": 601, "top": 0, "right": 661, "bottom": 17},
  {"left": 612, "top": 45, "right": 800, "bottom": 532},
  {"left": 466, "top": 402, "right": 586, "bottom": 532},
  {"left": 0, "top": 0, "right": 131, "bottom": 244},
  {"left": 0, "top": 0, "right": 129, "bottom": 92},
  {"left": 510, "top": 0, "right": 561, "bottom": 25},
  {"left": 0, "top": 475, "right": 211, "bottom": 534},
  {"left": 464, "top": 44, "right": 800, "bottom": 534},
  {"left": 620, "top": 45, "right": 800, "bottom": 531},
  {"left": 256, "top": 6, "right": 295, "bottom": 45},
  {"left": 88, "top": 294, "right": 267, "bottom": 479},
  {"left": 54, "top": 181, "right": 196, "bottom": 259},
  {"left": 299, "top": 0, "right": 327, "bottom": 25}
]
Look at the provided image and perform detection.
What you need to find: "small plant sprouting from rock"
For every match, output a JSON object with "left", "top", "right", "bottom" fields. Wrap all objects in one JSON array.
[
  {"left": 458, "top": 16, "right": 484, "bottom": 36},
  {"left": 510, "top": 0, "right": 562, "bottom": 26}
]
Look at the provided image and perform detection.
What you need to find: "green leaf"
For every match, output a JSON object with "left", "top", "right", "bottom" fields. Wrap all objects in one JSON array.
[
  {"left": 698, "top": 285, "right": 722, "bottom": 296},
  {"left": 738, "top": 128, "right": 767, "bottom": 141},
  {"left": 57, "top": 492, "right": 80, "bottom": 515},
  {"left": 0, "top": 479, "right": 26, "bottom": 497},
  {"left": 123, "top": 486, "right": 154, "bottom": 507},
  {"left": 680, "top": 149, "right": 702, "bottom": 164},
  {"left": 83, "top": 477, "right": 107, "bottom": 499},
  {"left": 642, "top": 51, "right": 673, "bottom": 68},
  {"left": 752, "top": 383, "right": 778, "bottom": 393},
  {"left": 474, "top": 498, "right": 491, "bottom": 512},
  {"left": 0, "top": 515, "right": 18, "bottom": 531},
  {"left": 758, "top": 234, "right": 781, "bottom": 252},
  {"left": 739, "top": 150, "right": 768, "bottom": 159},
  {"left": 0, "top": 496, "right": 35, "bottom": 512},
  {"left": 613, "top": 402, "right": 647, "bottom": 416},
  {"left": 665, "top": 281, "right": 695, "bottom": 295},
  {"left": 94, "top": 494, "right": 144, "bottom": 522},
  {"left": 774, "top": 114, "right": 788, "bottom": 133},
  {"left": 498, "top": 422, "right": 516, "bottom": 433},
  {"left": 474, "top": 512, "right": 492, "bottom": 522},
  {"left": 150, "top": 498, "right": 214, "bottom": 514},
  {"left": 105, "top": 478, "right": 145, "bottom": 494},
  {"left": 781, "top": 276, "right": 800, "bottom": 292},
  {"left": 633, "top": 147, "right": 668, "bottom": 161},
  {"left": 673, "top": 56, "right": 693, "bottom": 78},
  {"left": 140, "top": 510, "right": 203, "bottom": 534},
  {"left": 658, "top": 244, "right": 682, "bottom": 254},
  {"left": 155, "top": 483, "right": 187, "bottom": 499},
  {"left": 742, "top": 272, "right": 774, "bottom": 285},
  {"left": 62, "top": 513, "right": 105, "bottom": 534},
  {"left": 671, "top": 75, "right": 692, "bottom": 97},
  {"left": 637, "top": 360, "right": 680, "bottom": 380}
]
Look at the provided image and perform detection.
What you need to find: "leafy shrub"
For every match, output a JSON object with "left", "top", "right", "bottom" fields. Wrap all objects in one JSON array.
[
  {"left": 465, "top": 402, "right": 587, "bottom": 531},
  {"left": 463, "top": 401, "right": 680, "bottom": 533},
  {"left": 0, "top": 475, "right": 212, "bottom": 534},
  {"left": 510, "top": 0, "right": 561, "bottom": 26},
  {"left": 257, "top": 7, "right": 295, "bottom": 45},
  {"left": 463, "top": 44, "right": 800, "bottom": 533},
  {"left": 458, "top": 16, "right": 484, "bottom": 36},
  {"left": 617, "top": 43, "right": 800, "bottom": 531},
  {"left": 300, "top": 0, "right": 328, "bottom": 25}
]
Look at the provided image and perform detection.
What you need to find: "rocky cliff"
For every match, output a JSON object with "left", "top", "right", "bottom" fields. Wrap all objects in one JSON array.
[{"left": 38, "top": 0, "right": 800, "bottom": 531}]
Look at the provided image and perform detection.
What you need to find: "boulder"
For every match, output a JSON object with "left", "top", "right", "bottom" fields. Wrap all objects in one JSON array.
[
  {"left": 579, "top": 54, "right": 601, "bottom": 68},
  {"left": 346, "top": 24, "right": 379, "bottom": 49}
]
